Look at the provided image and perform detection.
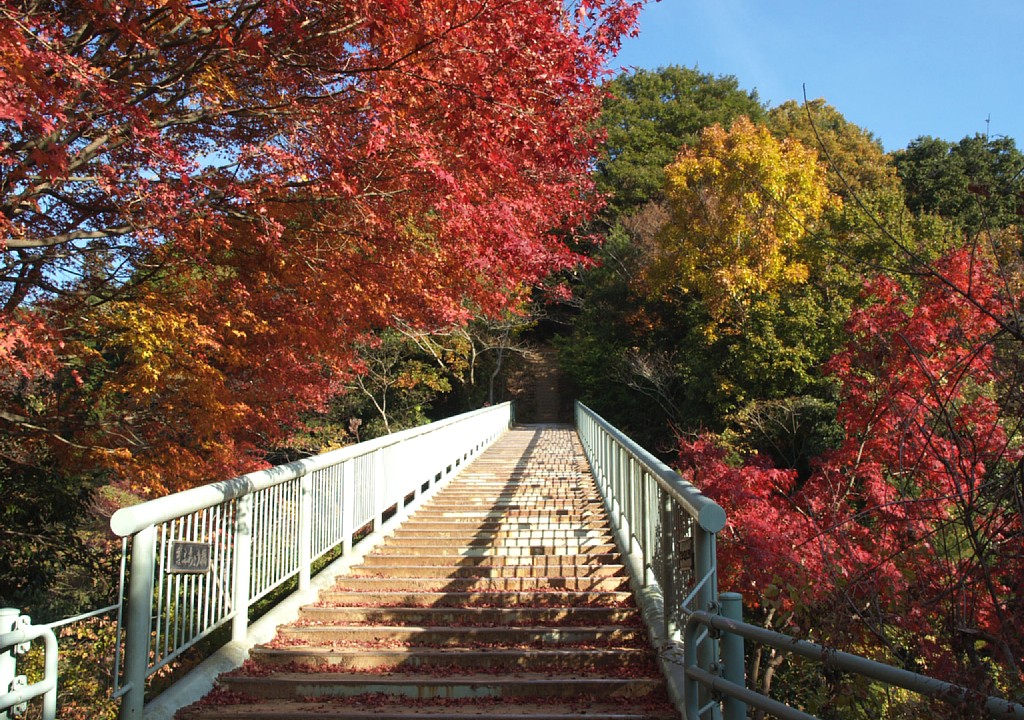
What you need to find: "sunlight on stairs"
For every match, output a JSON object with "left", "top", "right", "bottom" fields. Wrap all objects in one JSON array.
[{"left": 177, "top": 426, "right": 676, "bottom": 719}]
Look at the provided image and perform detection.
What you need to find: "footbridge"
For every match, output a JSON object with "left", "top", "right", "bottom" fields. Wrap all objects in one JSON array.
[{"left": 4, "top": 403, "right": 1023, "bottom": 720}]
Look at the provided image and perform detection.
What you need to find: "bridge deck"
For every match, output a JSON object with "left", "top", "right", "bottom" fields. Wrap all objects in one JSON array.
[{"left": 176, "top": 425, "right": 675, "bottom": 719}]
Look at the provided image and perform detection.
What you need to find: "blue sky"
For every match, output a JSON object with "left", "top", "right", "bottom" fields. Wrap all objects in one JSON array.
[{"left": 609, "top": 0, "right": 1024, "bottom": 152}]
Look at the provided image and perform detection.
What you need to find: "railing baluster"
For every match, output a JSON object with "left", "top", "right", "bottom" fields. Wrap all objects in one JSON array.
[
  {"left": 299, "top": 473, "right": 312, "bottom": 592},
  {"left": 120, "top": 524, "right": 156, "bottom": 719},
  {"left": 342, "top": 459, "right": 355, "bottom": 556},
  {"left": 232, "top": 493, "right": 253, "bottom": 644},
  {"left": 110, "top": 403, "right": 512, "bottom": 716}
]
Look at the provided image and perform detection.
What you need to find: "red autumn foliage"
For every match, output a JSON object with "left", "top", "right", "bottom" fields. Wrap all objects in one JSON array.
[
  {"left": 1, "top": 0, "right": 644, "bottom": 493},
  {"left": 674, "top": 435, "right": 805, "bottom": 603},
  {"left": 678, "top": 246, "right": 1024, "bottom": 690}
]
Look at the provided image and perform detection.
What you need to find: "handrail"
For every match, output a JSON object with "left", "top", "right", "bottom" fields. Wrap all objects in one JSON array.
[
  {"left": 111, "top": 402, "right": 512, "bottom": 719},
  {"left": 0, "top": 610, "right": 58, "bottom": 720},
  {"left": 575, "top": 403, "right": 725, "bottom": 533},
  {"left": 683, "top": 609, "right": 1024, "bottom": 720},
  {"left": 574, "top": 402, "right": 733, "bottom": 717},
  {"left": 111, "top": 404, "right": 506, "bottom": 536}
]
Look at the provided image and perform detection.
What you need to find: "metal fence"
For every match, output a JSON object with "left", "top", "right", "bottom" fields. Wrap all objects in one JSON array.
[
  {"left": 109, "top": 402, "right": 511, "bottom": 719},
  {"left": 575, "top": 401, "right": 1024, "bottom": 720},
  {"left": 573, "top": 402, "right": 738, "bottom": 717},
  {"left": 0, "top": 610, "right": 57, "bottom": 720},
  {"left": 1, "top": 603, "right": 121, "bottom": 720}
]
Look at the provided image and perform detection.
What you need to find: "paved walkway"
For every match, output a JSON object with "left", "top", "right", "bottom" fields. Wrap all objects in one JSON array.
[{"left": 178, "top": 426, "right": 674, "bottom": 719}]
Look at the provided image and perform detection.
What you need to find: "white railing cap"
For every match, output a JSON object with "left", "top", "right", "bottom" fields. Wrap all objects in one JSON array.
[
  {"left": 110, "top": 403, "right": 511, "bottom": 537},
  {"left": 576, "top": 402, "right": 727, "bottom": 533}
]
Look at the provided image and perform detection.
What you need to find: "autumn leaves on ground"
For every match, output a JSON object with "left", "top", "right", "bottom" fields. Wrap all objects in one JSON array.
[
  {"left": 177, "top": 427, "right": 677, "bottom": 719},
  {"left": 2, "top": 1, "right": 1024, "bottom": 718}
]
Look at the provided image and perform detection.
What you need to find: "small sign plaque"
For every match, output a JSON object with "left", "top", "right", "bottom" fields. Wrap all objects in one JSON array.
[
  {"left": 678, "top": 535, "right": 694, "bottom": 574},
  {"left": 168, "top": 541, "right": 212, "bottom": 574}
]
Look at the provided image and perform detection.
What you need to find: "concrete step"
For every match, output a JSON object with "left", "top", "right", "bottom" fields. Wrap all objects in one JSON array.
[
  {"left": 369, "top": 544, "right": 620, "bottom": 557},
  {"left": 388, "top": 527, "right": 611, "bottom": 538},
  {"left": 407, "top": 510, "right": 598, "bottom": 520},
  {"left": 296, "top": 604, "right": 639, "bottom": 626},
  {"left": 275, "top": 624, "right": 644, "bottom": 646},
  {"left": 401, "top": 514, "right": 609, "bottom": 524},
  {"left": 218, "top": 672, "right": 668, "bottom": 701},
  {"left": 179, "top": 697, "right": 678, "bottom": 719},
  {"left": 426, "top": 493, "right": 599, "bottom": 499},
  {"left": 431, "top": 482, "right": 594, "bottom": 487},
  {"left": 394, "top": 525, "right": 611, "bottom": 536},
  {"left": 359, "top": 553, "right": 620, "bottom": 568},
  {"left": 418, "top": 508, "right": 603, "bottom": 517},
  {"left": 345, "top": 563, "right": 624, "bottom": 579},
  {"left": 382, "top": 537, "right": 615, "bottom": 548},
  {"left": 426, "top": 488, "right": 599, "bottom": 496},
  {"left": 249, "top": 645, "right": 654, "bottom": 672},
  {"left": 315, "top": 590, "right": 635, "bottom": 607},
  {"left": 330, "top": 576, "right": 630, "bottom": 592},
  {"left": 407, "top": 514, "right": 603, "bottom": 525},
  {"left": 426, "top": 493, "right": 597, "bottom": 498}
]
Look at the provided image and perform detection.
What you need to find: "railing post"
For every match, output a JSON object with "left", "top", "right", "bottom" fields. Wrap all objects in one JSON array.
[
  {"left": 694, "top": 528, "right": 719, "bottom": 717},
  {"left": 232, "top": 495, "right": 253, "bottom": 644},
  {"left": 0, "top": 615, "right": 57, "bottom": 720},
  {"left": 659, "top": 487, "right": 673, "bottom": 640},
  {"left": 374, "top": 449, "right": 386, "bottom": 529},
  {"left": 120, "top": 524, "right": 156, "bottom": 720},
  {"left": 41, "top": 623, "right": 57, "bottom": 720},
  {"left": 719, "top": 592, "right": 747, "bottom": 720},
  {"left": 639, "top": 461, "right": 650, "bottom": 587},
  {"left": 341, "top": 460, "right": 356, "bottom": 556},
  {"left": 618, "top": 447, "right": 630, "bottom": 555},
  {"left": 1, "top": 608, "right": 18, "bottom": 720},
  {"left": 298, "top": 473, "right": 313, "bottom": 592}
]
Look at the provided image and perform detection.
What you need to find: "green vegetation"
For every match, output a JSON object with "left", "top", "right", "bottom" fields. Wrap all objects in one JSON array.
[
  {"left": 563, "top": 64, "right": 1024, "bottom": 717},
  {"left": 5, "top": 23, "right": 1024, "bottom": 713}
]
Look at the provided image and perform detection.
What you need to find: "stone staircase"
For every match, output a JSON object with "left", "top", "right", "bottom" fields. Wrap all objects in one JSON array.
[
  {"left": 177, "top": 427, "right": 676, "bottom": 719},
  {"left": 514, "top": 346, "right": 569, "bottom": 424}
]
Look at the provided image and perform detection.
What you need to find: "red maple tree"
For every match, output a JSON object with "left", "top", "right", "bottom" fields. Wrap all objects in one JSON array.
[
  {"left": 1, "top": 0, "right": 644, "bottom": 492},
  {"left": 679, "top": 246, "right": 1024, "bottom": 700}
]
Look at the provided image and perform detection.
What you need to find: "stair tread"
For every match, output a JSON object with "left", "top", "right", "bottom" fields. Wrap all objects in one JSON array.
[
  {"left": 254, "top": 646, "right": 649, "bottom": 656},
  {"left": 233, "top": 671, "right": 660, "bottom": 682},
  {"left": 180, "top": 697, "right": 676, "bottom": 720},
  {"left": 299, "top": 605, "right": 634, "bottom": 615},
  {"left": 175, "top": 427, "right": 672, "bottom": 720}
]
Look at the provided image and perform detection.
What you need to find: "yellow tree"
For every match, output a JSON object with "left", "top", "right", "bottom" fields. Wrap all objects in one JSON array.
[{"left": 651, "top": 117, "right": 837, "bottom": 325}]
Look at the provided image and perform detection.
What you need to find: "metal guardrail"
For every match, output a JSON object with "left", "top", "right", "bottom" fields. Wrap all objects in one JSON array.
[
  {"left": 573, "top": 402, "right": 739, "bottom": 717},
  {"left": 683, "top": 609, "right": 1024, "bottom": 720},
  {"left": 109, "top": 402, "right": 511, "bottom": 719},
  {"left": 575, "top": 401, "right": 1024, "bottom": 720},
  {"left": 0, "top": 609, "right": 57, "bottom": 720}
]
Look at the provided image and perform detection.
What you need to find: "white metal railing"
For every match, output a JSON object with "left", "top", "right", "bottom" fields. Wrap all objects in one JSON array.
[
  {"left": 576, "top": 401, "right": 1024, "bottom": 720},
  {"left": 110, "top": 402, "right": 511, "bottom": 719},
  {"left": 0, "top": 609, "right": 58, "bottom": 720},
  {"left": 575, "top": 402, "right": 726, "bottom": 631},
  {"left": 573, "top": 402, "right": 735, "bottom": 716}
]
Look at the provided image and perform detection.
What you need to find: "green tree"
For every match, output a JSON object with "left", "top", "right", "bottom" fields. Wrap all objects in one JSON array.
[
  {"left": 894, "top": 134, "right": 1024, "bottom": 234},
  {"left": 561, "top": 67, "right": 764, "bottom": 446},
  {"left": 766, "top": 99, "right": 923, "bottom": 274},
  {"left": 569, "top": 101, "right": 916, "bottom": 469},
  {"left": 595, "top": 66, "right": 764, "bottom": 215},
  {"left": 767, "top": 99, "right": 901, "bottom": 199}
]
